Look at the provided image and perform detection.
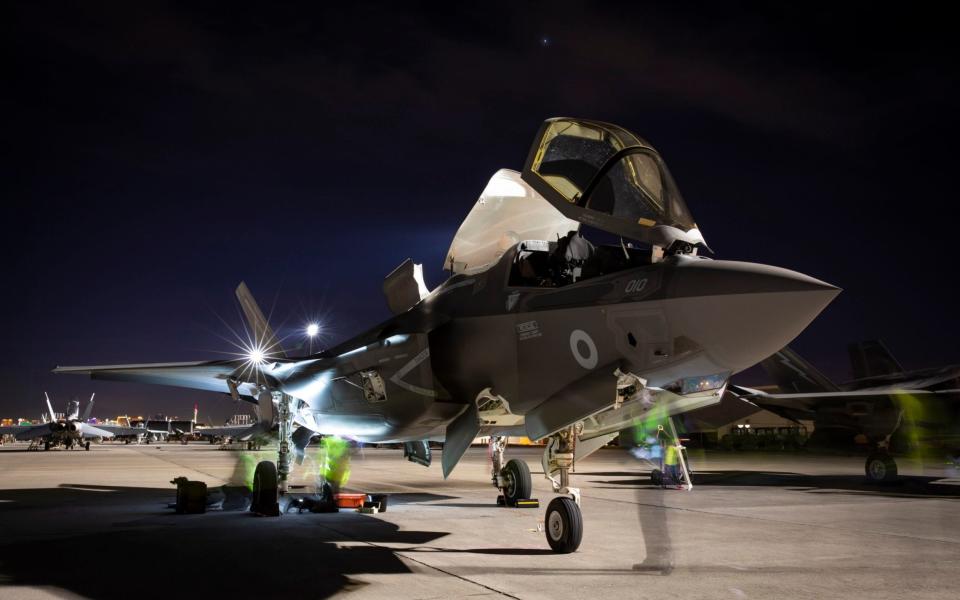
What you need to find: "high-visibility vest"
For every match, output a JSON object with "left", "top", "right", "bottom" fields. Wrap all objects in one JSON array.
[{"left": 665, "top": 444, "right": 679, "bottom": 466}]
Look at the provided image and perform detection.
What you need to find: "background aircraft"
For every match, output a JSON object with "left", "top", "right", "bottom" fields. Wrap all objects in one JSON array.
[
  {"left": 54, "top": 117, "right": 838, "bottom": 552},
  {"left": 731, "top": 341, "right": 960, "bottom": 481},
  {"left": 0, "top": 393, "right": 143, "bottom": 450}
]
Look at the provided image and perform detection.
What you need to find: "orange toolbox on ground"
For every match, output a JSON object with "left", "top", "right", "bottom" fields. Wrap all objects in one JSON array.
[{"left": 334, "top": 493, "right": 367, "bottom": 509}]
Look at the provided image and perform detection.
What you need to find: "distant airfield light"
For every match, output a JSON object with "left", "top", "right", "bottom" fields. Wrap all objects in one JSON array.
[{"left": 306, "top": 323, "right": 320, "bottom": 337}]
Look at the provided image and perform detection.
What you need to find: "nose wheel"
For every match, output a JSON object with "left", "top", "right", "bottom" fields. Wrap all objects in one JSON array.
[
  {"left": 542, "top": 427, "right": 584, "bottom": 553},
  {"left": 545, "top": 496, "right": 583, "bottom": 553}
]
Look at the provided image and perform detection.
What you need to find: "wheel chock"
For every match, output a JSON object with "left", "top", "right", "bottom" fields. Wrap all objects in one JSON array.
[{"left": 497, "top": 494, "right": 539, "bottom": 508}]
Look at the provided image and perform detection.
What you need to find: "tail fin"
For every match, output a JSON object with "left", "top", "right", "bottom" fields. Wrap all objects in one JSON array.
[
  {"left": 761, "top": 347, "right": 839, "bottom": 393},
  {"left": 81, "top": 393, "right": 95, "bottom": 421},
  {"left": 66, "top": 398, "right": 80, "bottom": 420},
  {"left": 235, "top": 282, "right": 287, "bottom": 359},
  {"left": 44, "top": 392, "right": 57, "bottom": 422},
  {"left": 848, "top": 340, "right": 903, "bottom": 380}
]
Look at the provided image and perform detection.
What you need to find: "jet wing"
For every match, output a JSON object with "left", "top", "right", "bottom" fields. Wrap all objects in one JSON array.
[
  {"left": 726, "top": 385, "right": 951, "bottom": 422},
  {"left": 92, "top": 425, "right": 144, "bottom": 437},
  {"left": 53, "top": 360, "right": 258, "bottom": 400},
  {"left": 0, "top": 425, "right": 31, "bottom": 435},
  {"left": 5, "top": 424, "right": 54, "bottom": 441},
  {"left": 195, "top": 423, "right": 269, "bottom": 441}
]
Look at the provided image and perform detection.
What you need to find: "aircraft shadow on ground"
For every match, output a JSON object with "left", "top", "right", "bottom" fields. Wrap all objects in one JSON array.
[
  {"left": 0, "top": 485, "right": 451, "bottom": 599},
  {"left": 583, "top": 470, "right": 960, "bottom": 498}
]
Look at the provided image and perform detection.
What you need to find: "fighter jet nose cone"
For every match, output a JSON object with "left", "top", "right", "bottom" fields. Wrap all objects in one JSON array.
[
  {"left": 668, "top": 258, "right": 840, "bottom": 298},
  {"left": 664, "top": 258, "right": 839, "bottom": 373}
]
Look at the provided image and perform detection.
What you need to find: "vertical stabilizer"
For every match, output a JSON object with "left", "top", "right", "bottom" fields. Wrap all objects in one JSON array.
[
  {"left": 848, "top": 340, "right": 904, "bottom": 380},
  {"left": 761, "top": 347, "right": 839, "bottom": 393},
  {"left": 44, "top": 392, "right": 56, "bottom": 422},
  {"left": 81, "top": 393, "right": 95, "bottom": 421},
  {"left": 235, "top": 282, "right": 287, "bottom": 359}
]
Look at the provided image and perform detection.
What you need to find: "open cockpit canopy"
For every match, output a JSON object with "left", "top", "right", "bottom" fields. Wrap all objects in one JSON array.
[
  {"left": 444, "top": 169, "right": 580, "bottom": 275},
  {"left": 521, "top": 118, "right": 705, "bottom": 249}
]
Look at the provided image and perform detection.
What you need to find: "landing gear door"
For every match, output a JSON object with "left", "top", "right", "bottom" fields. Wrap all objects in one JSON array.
[{"left": 520, "top": 118, "right": 706, "bottom": 250}]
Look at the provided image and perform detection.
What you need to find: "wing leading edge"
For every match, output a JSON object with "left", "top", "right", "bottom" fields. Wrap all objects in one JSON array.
[{"left": 53, "top": 360, "right": 250, "bottom": 398}]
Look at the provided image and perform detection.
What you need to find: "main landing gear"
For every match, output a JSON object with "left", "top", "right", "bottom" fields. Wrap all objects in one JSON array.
[
  {"left": 865, "top": 431, "right": 899, "bottom": 483},
  {"left": 865, "top": 451, "right": 898, "bottom": 482},
  {"left": 489, "top": 436, "right": 533, "bottom": 507},
  {"left": 250, "top": 391, "right": 292, "bottom": 516},
  {"left": 542, "top": 426, "right": 583, "bottom": 553}
]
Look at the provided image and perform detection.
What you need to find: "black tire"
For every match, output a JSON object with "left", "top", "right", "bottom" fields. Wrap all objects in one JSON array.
[
  {"left": 251, "top": 461, "right": 280, "bottom": 515},
  {"left": 370, "top": 493, "right": 388, "bottom": 513},
  {"left": 545, "top": 497, "right": 583, "bottom": 553},
  {"left": 501, "top": 459, "right": 532, "bottom": 506},
  {"left": 650, "top": 468, "right": 663, "bottom": 486},
  {"left": 865, "top": 453, "right": 897, "bottom": 482},
  {"left": 85, "top": 442, "right": 90, "bottom": 451},
  {"left": 44, "top": 441, "right": 50, "bottom": 451}
]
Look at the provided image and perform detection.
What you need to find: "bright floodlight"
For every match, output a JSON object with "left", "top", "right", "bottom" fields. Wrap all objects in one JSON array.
[
  {"left": 306, "top": 323, "right": 320, "bottom": 337},
  {"left": 248, "top": 348, "right": 266, "bottom": 364}
]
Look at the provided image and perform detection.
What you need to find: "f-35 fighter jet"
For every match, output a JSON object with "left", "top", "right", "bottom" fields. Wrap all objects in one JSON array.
[{"left": 55, "top": 118, "right": 838, "bottom": 552}]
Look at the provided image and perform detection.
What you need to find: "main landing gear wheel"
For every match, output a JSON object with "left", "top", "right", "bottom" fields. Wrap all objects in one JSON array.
[
  {"left": 85, "top": 441, "right": 90, "bottom": 451},
  {"left": 545, "top": 496, "right": 583, "bottom": 553},
  {"left": 650, "top": 468, "right": 663, "bottom": 486},
  {"left": 44, "top": 441, "right": 50, "bottom": 451},
  {"left": 501, "top": 458, "right": 532, "bottom": 506},
  {"left": 865, "top": 453, "right": 897, "bottom": 482},
  {"left": 251, "top": 461, "right": 280, "bottom": 516}
]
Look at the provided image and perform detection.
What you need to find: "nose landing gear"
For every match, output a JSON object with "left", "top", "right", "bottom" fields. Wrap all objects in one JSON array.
[
  {"left": 545, "top": 496, "right": 583, "bottom": 553},
  {"left": 542, "top": 426, "right": 583, "bottom": 553}
]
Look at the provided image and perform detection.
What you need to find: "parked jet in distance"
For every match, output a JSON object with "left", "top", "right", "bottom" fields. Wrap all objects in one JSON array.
[
  {"left": 55, "top": 117, "right": 838, "bottom": 552},
  {"left": 731, "top": 341, "right": 960, "bottom": 481},
  {"left": 0, "top": 393, "right": 143, "bottom": 450}
]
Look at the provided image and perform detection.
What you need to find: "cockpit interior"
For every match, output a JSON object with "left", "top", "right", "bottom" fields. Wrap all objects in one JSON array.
[{"left": 508, "top": 231, "right": 654, "bottom": 288}]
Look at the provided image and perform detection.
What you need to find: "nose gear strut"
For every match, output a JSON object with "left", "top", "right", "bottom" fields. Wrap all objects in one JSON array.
[{"left": 542, "top": 426, "right": 583, "bottom": 552}]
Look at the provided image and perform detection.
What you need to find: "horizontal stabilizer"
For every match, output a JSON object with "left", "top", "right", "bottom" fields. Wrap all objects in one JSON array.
[{"left": 80, "top": 424, "right": 116, "bottom": 438}]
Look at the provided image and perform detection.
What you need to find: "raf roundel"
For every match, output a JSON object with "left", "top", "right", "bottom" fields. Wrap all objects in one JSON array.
[{"left": 569, "top": 329, "right": 599, "bottom": 370}]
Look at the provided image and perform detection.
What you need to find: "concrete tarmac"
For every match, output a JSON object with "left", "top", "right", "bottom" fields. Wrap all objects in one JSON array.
[{"left": 0, "top": 443, "right": 958, "bottom": 599}]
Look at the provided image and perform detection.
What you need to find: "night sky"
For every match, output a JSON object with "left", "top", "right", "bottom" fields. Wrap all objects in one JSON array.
[{"left": 5, "top": 2, "right": 959, "bottom": 422}]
